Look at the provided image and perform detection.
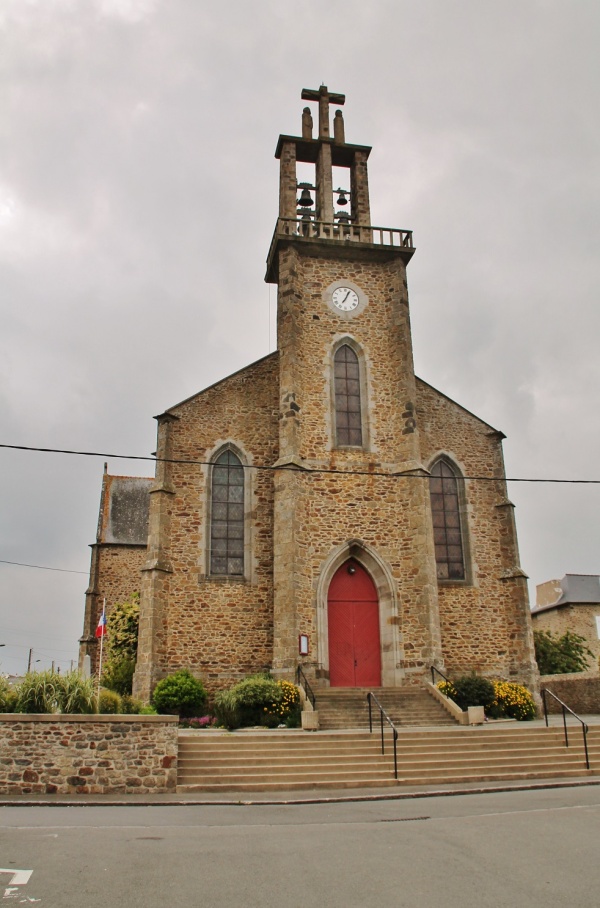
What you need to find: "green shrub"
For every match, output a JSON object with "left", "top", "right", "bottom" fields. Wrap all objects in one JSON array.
[
  {"left": 213, "top": 677, "right": 301, "bottom": 729},
  {"left": 0, "top": 678, "right": 18, "bottom": 713},
  {"left": 57, "top": 671, "right": 97, "bottom": 714},
  {"left": 139, "top": 704, "right": 158, "bottom": 715},
  {"left": 488, "top": 681, "right": 536, "bottom": 721},
  {"left": 534, "top": 630, "right": 593, "bottom": 674},
  {"left": 151, "top": 670, "right": 207, "bottom": 717},
  {"left": 101, "top": 657, "right": 137, "bottom": 697},
  {"left": 100, "top": 593, "right": 140, "bottom": 695},
  {"left": 15, "top": 670, "right": 63, "bottom": 713},
  {"left": 120, "top": 694, "right": 143, "bottom": 714},
  {"left": 98, "top": 689, "right": 122, "bottom": 714},
  {"left": 450, "top": 674, "right": 496, "bottom": 712}
]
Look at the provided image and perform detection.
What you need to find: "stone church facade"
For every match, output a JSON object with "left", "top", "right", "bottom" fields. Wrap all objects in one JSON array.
[{"left": 79, "top": 86, "right": 538, "bottom": 701}]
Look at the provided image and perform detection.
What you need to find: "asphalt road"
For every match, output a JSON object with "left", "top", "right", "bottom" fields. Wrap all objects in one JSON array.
[{"left": 2, "top": 786, "right": 600, "bottom": 907}]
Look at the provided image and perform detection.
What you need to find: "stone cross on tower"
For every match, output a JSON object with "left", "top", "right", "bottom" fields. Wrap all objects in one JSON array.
[{"left": 301, "top": 85, "right": 345, "bottom": 140}]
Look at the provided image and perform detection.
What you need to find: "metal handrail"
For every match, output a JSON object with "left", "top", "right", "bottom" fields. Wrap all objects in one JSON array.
[
  {"left": 296, "top": 665, "right": 316, "bottom": 711},
  {"left": 430, "top": 665, "right": 452, "bottom": 687},
  {"left": 367, "top": 691, "right": 399, "bottom": 780},
  {"left": 541, "top": 688, "right": 590, "bottom": 769}
]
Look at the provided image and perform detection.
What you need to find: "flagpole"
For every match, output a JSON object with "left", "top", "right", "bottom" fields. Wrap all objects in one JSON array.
[{"left": 97, "top": 598, "right": 106, "bottom": 701}]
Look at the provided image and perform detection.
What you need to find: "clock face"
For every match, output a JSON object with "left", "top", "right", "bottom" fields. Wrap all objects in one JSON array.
[{"left": 332, "top": 287, "right": 359, "bottom": 311}]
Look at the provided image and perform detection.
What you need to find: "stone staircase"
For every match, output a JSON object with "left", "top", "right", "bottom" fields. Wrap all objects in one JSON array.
[
  {"left": 176, "top": 725, "right": 600, "bottom": 793},
  {"left": 177, "top": 731, "right": 396, "bottom": 792},
  {"left": 315, "top": 687, "right": 458, "bottom": 729}
]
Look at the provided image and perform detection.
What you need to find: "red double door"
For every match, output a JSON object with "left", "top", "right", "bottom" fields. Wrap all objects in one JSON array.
[{"left": 327, "top": 560, "right": 382, "bottom": 687}]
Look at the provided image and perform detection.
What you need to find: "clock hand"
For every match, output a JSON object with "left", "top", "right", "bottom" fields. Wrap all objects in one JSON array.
[{"left": 342, "top": 290, "right": 351, "bottom": 303}]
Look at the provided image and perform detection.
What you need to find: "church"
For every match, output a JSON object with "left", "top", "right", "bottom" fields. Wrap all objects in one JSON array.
[{"left": 79, "top": 86, "right": 538, "bottom": 702}]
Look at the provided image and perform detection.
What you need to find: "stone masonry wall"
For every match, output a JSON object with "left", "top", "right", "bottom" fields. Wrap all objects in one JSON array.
[
  {"left": 416, "top": 379, "right": 538, "bottom": 690},
  {"left": 532, "top": 605, "right": 600, "bottom": 667},
  {"left": 138, "top": 353, "right": 280, "bottom": 693},
  {"left": 0, "top": 715, "right": 178, "bottom": 795},
  {"left": 540, "top": 673, "right": 600, "bottom": 714},
  {"left": 82, "top": 544, "right": 147, "bottom": 676},
  {"left": 273, "top": 244, "right": 442, "bottom": 682}
]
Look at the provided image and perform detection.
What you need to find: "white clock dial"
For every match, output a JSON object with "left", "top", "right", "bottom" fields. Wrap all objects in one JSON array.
[{"left": 332, "top": 287, "right": 359, "bottom": 311}]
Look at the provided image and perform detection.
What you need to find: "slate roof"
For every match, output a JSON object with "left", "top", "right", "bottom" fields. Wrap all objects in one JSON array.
[{"left": 531, "top": 574, "right": 600, "bottom": 614}]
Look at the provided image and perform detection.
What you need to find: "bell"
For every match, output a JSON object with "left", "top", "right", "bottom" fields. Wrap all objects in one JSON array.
[
  {"left": 297, "top": 187, "right": 314, "bottom": 208},
  {"left": 336, "top": 190, "right": 348, "bottom": 206},
  {"left": 335, "top": 210, "right": 351, "bottom": 224}
]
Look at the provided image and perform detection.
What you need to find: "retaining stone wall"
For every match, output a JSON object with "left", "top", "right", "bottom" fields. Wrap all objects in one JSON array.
[
  {"left": 540, "top": 673, "right": 600, "bottom": 714},
  {"left": 0, "top": 715, "right": 178, "bottom": 795}
]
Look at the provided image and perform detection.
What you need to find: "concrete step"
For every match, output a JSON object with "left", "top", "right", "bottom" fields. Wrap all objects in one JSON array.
[
  {"left": 176, "top": 725, "right": 599, "bottom": 792},
  {"left": 315, "top": 687, "right": 457, "bottom": 729}
]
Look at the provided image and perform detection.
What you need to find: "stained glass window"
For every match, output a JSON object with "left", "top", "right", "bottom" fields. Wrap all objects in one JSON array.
[
  {"left": 210, "top": 450, "right": 244, "bottom": 576},
  {"left": 334, "top": 345, "right": 362, "bottom": 447},
  {"left": 430, "top": 460, "right": 466, "bottom": 581}
]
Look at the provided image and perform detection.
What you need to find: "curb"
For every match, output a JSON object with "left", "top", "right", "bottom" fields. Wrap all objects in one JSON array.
[{"left": 1, "top": 777, "right": 599, "bottom": 808}]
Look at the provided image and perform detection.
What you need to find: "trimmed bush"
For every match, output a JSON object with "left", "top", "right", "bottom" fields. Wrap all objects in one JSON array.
[
  {"left": 98, "top": 689, "right": 122, "bottom": 714},
  {"left": 120, "top": 694, "right": 143, "bottom": 714},
  {"left": 488, "top": 681, "right": 536, "bottom": 721},
  {"left": 213, "top": 676, "right": 301, "bottom": 729},
  {"left": 151, "top": 670, "right": 207, "bottom": 717},
  {"left": 450, "top": 674, "right": 496, "bottom": 712}
]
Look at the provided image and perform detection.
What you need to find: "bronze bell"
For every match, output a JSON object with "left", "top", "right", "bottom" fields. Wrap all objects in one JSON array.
[
  {"left": 335, "top": 210, "right": 351, "bottom": 224},
  {"left": 336, "top": 190, "right": 348, "bottom": 206},
  {"left": 297, "top": 187, "right": 314, "bottom": 208}
]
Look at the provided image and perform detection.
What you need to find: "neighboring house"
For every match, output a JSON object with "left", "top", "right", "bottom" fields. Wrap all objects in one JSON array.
[
  {"left": 532, "top": 574, "right": 600, "bottom": 668},
  {"left": 79, "top": 86, "right": 538, "bottom": 700}
]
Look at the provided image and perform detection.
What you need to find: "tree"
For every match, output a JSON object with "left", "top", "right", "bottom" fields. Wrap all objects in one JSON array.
[
  {"left": 101, "top": 593, "right": 140, "bottom": 695},
  {"left": 534, "top": 629, "right": 593, "bottom": 675}
]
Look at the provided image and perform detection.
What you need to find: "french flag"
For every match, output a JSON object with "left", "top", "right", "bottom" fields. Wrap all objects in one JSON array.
[{"left": 95, "top": 610, "right": 107, "bottom": 638}]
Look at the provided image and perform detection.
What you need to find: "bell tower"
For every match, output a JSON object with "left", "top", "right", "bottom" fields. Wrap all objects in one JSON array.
[{"left": 267, "top": 87, "right": 442, "bottom": 688}]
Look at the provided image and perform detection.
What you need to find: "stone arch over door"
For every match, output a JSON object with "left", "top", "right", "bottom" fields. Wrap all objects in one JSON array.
[{"left": 316, "top": 540, "right": 402, "bottom": 687}]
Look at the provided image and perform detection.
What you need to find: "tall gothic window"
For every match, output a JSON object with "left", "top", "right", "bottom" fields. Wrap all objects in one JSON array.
[
  {"left": 210, "top": 450, "right": 245, "bottom": 576},
  {"left": 429, "top": 459, "right": 466, "bottom": 581},
  {"left": 334, "top": 344, "right": 362, "bottom": 447}
]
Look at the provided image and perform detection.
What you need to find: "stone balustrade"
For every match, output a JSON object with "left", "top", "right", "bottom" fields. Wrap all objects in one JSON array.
[{"left": 275, "top": 217, "right": 413, "bottom": 248}]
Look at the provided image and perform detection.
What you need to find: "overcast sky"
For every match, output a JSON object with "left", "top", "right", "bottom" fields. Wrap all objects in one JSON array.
[{"left": 1, "top": 0, "right": 599, "bottom": 676}]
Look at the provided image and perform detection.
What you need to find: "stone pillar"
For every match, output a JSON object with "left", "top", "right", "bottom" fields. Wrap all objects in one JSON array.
[
  {"left": 316, "top": 142, "right": 334, "bottom": 223},
  {"left": 79, "top": 542, "right": 100, "bottom": 673},
  {"left": 351, "top": 150, "right": 371, "bottom": 226},
  {"left": 495, "top": 491, "right": 540, "bottom": 694},
  {"left": 278, "top": 140, "right": 297, "bottom": 221},
  {"left": 276, "top": 246, "right": 303, "bottom": 462},
  {"left": 133, "top": 414, "right": 177, "bottom": 702},
  {"left": 272, "top": 467, "right": 304, "bottom": 680}
]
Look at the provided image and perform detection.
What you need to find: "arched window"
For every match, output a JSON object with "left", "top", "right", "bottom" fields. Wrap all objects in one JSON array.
[
  {"left": 210, "top": 450, "right": 245, "bottom": 576},
  {"left": 429, "top": 459, "right": 466, "bottom": 581},
  {"left": 334, "top": 344, "right": 362, "bottom": 447}
]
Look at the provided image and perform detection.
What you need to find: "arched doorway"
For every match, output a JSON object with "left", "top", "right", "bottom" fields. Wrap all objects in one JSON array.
[{"left": 327, "top": 559, "right": 382, "bottom": 687}]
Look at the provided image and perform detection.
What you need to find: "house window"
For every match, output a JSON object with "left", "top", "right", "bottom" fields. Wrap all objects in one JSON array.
[
  {"left": 210, "top": 450, "right": 244, "bottom": 576},
  {"left": 429, "top": 459, "right": 466, "bottom": 581},
  {"left": 334, "top": 344, "right": 362, "bottom": 447}
]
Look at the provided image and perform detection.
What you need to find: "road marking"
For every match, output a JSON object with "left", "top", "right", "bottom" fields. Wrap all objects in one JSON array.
[{"left": 0, "top": 873, "right": 32, "bottom": 888}]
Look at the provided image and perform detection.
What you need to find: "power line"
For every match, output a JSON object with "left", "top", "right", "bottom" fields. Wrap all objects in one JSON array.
[
  {"left": 0, "top": 559, "right": 88, "bottom": 575},
  {"left": 1, "top": 442, "right": 598, "bottom": 484}
]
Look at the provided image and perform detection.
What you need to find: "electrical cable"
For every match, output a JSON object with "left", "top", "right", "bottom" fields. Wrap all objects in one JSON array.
[{"left": 1, "top": 443, "right": 598, "bottom": 484}]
